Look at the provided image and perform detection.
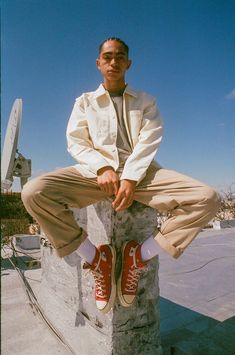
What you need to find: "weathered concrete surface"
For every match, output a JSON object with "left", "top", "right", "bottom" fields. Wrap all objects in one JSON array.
[
  {"left": 1, "top": 247, "right": 67, "bottom": 355},
  {"left": 2, "top": 227, "right": 235, "bottom": 354},
  {"left": 39, "top": 200, "right": 163, "bottom": 355}
]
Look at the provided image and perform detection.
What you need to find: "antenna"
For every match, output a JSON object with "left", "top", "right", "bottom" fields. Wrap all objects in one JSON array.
[{"left": 1, "top": 99, "right": 31, "bottom": 191}]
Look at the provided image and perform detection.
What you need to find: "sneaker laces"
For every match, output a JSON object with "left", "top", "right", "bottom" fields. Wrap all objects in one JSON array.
[
  {"left": 124, "top": 246, "right": 146, "bottom": 292},
  {"left": 92, "top": 269, "right": 107, "bottom": 298},
  {"left": 84, "top": 251, "right": 108, "bottom": 298},
  {"left": 125, "top": 266, "right": 142, "bottom": 292}
]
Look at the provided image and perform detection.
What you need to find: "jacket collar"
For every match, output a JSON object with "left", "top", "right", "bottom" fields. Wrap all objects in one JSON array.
[{"left": 93, "top": 84, "right": 138, "bottom": 99}]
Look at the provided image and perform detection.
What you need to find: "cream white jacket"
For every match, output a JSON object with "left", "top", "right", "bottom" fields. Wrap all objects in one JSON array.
[{"left": 66, "top": 84, "right": 163, "bottom": 184}]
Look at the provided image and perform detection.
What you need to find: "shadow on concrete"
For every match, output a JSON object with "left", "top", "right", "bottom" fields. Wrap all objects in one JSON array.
[{"left": 160, "top": 297, "right": 235, "bottom": 354}]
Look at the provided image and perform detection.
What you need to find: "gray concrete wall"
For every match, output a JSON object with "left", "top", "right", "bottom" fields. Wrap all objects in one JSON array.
[{"left": 38, "top": 200, "right": 163, "bottom": 355}]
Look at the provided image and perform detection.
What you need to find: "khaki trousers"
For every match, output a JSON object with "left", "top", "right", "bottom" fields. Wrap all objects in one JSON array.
[{"left": 21, "top": 165, "right": 220, "bottom": 258}]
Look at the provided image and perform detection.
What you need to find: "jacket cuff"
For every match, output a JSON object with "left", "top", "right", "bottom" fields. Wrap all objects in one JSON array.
[
  {"left": 120, "top": 170, "right": 145, "bottom": 185},
  {"left": 89, "top": 160, "right": 114, "bottom": 175}
]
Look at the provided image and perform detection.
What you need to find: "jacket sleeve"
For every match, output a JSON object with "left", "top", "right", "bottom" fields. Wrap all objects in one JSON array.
[
  {"left": 66, "top": 96, "right": 111, "bottom": 175},
  {"left": 120, "top": 98, "right": 163, "bottom": 184}
]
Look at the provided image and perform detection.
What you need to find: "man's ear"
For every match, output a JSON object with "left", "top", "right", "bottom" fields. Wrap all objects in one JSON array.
[
  {"left": 96, "top": 58, "right": 101, "bottom": 70},
  {"left": 127, "top": 59, "right": 132, "bottom": 70}
]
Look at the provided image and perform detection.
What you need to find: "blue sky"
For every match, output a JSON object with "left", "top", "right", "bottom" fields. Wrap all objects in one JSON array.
[{"left": 1, "top": 0, "right": 235, "bottom": 193}]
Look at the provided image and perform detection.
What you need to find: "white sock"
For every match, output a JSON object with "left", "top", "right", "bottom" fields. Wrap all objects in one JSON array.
[
  {"left": 76, "top": 238, "right": 97, "bottom": 264},
  {"left": 141, "top": 236, "right": 159, "bottom": 262}
]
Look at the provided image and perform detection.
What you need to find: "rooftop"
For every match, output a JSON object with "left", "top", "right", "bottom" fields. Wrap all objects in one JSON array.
[{"left": 1, "top": 227, "right": 235, "bottom": 354}]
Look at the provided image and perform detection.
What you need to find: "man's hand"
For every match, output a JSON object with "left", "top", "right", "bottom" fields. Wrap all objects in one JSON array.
[
  {"left": 97, "top": 166, "right": 120, "bottom": 196},
  {"left": 112, "top": 179, "right": 137, "bottom": 212}
]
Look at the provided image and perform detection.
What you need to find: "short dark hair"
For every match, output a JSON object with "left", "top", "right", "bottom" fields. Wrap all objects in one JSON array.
[{"left": 99, "top": 37, "right": 129, "bottom": 56}]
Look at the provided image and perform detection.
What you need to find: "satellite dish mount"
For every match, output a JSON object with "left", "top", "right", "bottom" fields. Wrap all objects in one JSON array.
[{"left": 1, "top": 99, "right": 31, "bottom": 191}]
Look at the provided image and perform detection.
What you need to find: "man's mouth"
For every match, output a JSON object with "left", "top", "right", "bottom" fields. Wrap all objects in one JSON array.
[{"left": 108, "top": 69, "right": 120, "bottom": 73}]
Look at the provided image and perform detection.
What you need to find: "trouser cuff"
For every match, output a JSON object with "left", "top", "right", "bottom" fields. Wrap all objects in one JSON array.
[
  {"left": 154, "top": 231, "right": 183, "bottom": 259},
  {"left": 55, "top": 229, "right": 88, "bottom": 258}
]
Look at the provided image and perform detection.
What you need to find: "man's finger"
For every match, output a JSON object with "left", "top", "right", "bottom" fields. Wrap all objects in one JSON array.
[
  {"left": 113, "top": 181, "right": 119, "bottom": 196},
  {"left": 120, "top": 195, "right": 134, "bottom": 211},
  {"left": 108, "top": 180, "right": 120, "bottom": 196},
  {"left": 113, "top": 192, "right": 134, "bottom": 211},
  {"left": 105, "top": 183, "right": 114, "bottom": 196},
  {"left": 98, "top": 181, "right": 114, "bottom": 196},
  {"left": 115, "top": 196, "right": 131, "bottom": 211},
  {"left": 114, "top": 198, "right": 126, "bottom": 211},
  {"left": 112, "top": 191, "right": 124, "bottom": 209}
]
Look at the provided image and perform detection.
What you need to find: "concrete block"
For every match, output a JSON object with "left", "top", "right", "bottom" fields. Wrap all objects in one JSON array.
[
  {"left": 38, "top": 200, "right": 163, "bottom": 355},
  {"left": 13, "top": 234, "right": 40, "bottom": 250}
]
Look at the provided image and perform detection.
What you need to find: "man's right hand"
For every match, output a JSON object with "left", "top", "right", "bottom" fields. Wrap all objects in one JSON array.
[{"left": 97, "top": 166, "right": 120, "bottom": 196}]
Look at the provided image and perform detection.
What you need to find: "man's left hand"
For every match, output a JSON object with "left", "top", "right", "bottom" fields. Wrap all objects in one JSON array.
[{"left": 112, "top": 179, "right": 137, "bottom": 212}]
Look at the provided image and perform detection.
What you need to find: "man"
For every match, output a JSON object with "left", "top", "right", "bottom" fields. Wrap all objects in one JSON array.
[{"left": 22, "top": 37, "right": 220, "bottom": 314}]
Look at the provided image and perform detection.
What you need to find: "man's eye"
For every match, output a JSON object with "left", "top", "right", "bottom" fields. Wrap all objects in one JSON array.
[{"left": 118, "top": 56, "right": 125, "bottom": 60}]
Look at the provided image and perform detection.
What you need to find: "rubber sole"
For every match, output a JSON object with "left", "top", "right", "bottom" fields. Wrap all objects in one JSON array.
[
  {"left": 99, "top": 245, "right": 117, "bottom": 314},
  {"left": 117, "top": 241, "right": 135, "bottom": 308}
]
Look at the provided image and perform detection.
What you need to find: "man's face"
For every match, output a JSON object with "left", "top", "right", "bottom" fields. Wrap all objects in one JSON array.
[{"left": 96, "top": 40, "right": 132, "bottom": 82}]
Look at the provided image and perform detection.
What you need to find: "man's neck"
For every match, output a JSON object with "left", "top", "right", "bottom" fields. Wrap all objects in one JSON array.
[{"left": 103, "top": 79, "right": 126, "bottom": 94}]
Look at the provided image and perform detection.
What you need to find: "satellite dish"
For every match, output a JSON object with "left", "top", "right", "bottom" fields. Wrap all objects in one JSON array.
[{"left": 1, "top": 99, "right": 31, "bottom": 191}]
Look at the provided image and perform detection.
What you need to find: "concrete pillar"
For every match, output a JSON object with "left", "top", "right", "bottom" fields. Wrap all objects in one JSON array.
[{"left": 39, "top": 200, "right": 163, "bottom": 355}]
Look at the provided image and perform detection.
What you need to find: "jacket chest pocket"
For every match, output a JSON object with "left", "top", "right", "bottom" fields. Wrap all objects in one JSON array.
[
  {"left": 129, "top": 110, "right": 143, "bottom": 124},
  {"left": 97, "top": 118, "right": 110, "bottom": 137},
  {"left": 88, "top": 115, "right": 111, "bottom": 145}
]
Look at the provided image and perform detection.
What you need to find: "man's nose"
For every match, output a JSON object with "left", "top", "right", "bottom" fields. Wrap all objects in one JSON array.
[{"left": 110, "top": 57, "right": 118, "bottom": 65}]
